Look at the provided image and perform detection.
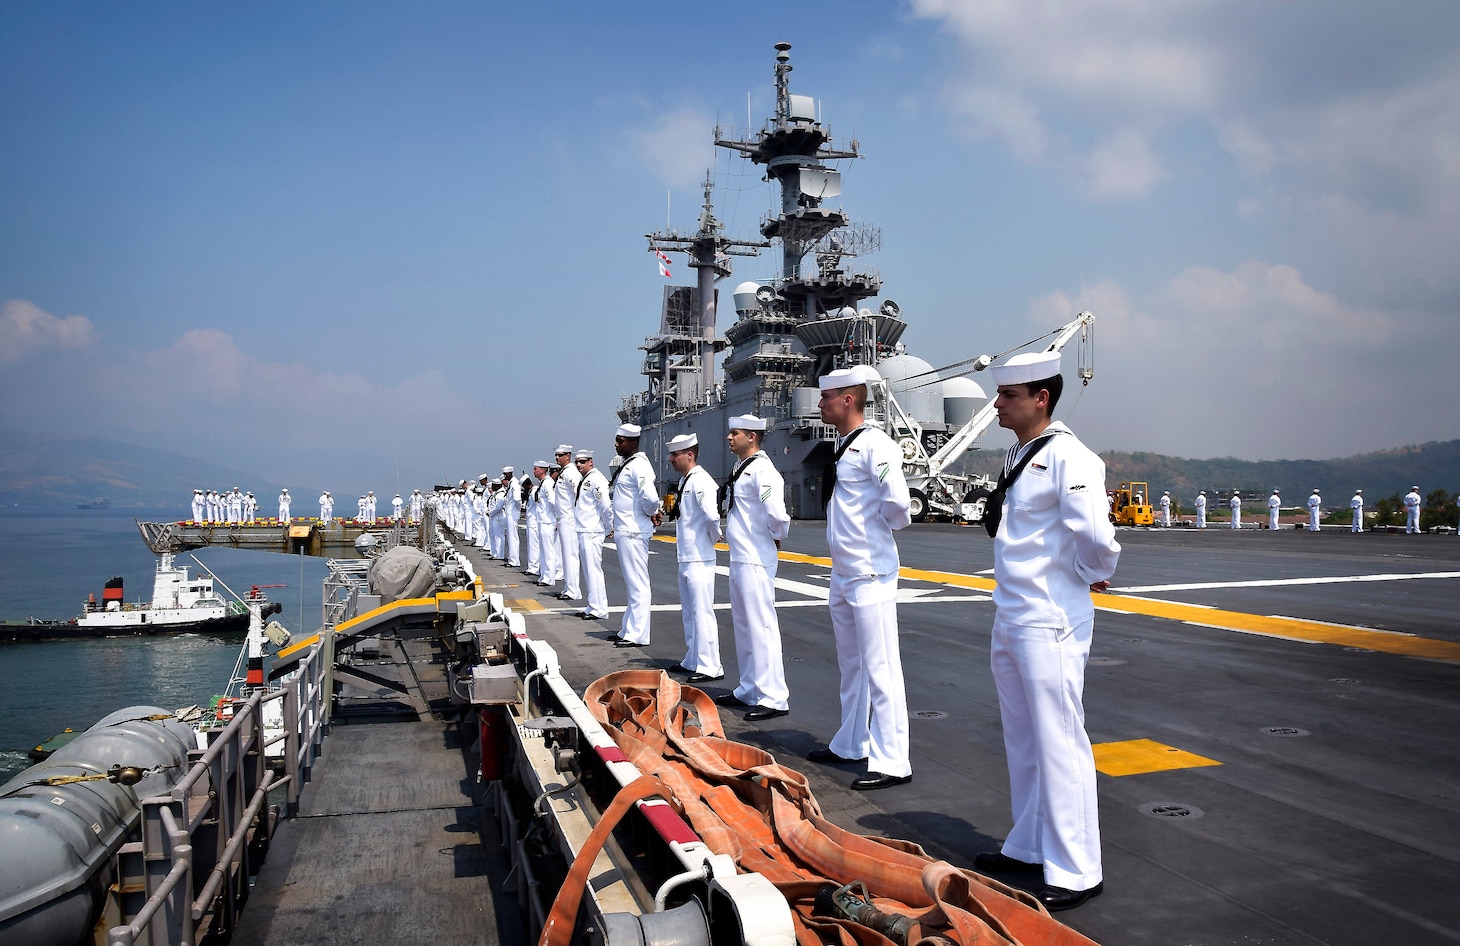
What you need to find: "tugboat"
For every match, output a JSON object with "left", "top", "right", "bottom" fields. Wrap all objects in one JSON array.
[{"left": 1, "top": 553, "right": 250, "bottom": 642}]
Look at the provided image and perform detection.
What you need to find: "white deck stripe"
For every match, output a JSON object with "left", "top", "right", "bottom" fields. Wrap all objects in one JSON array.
[{"left": 1117, "top": 571, "right": 1460, "bottom": 593}]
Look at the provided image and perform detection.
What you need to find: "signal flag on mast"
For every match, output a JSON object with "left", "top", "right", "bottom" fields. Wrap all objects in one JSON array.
[{"left": 654, "top": 248, "right": 672, "bottom": 278}]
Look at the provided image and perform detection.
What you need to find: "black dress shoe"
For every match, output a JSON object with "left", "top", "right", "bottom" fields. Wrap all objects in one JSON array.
[
  {"left": 555, "top": 592, "right": 573, "bottom": 600},
  {"left": 849, "top": 773, "right": 912, "bottom": 791},
  {"left": 744, "top": 706, "right": 789, "bottom": 722},
  {"left": 1038, "top": 882, "right": 1103, "bottom": 912},
  {"left": 580, "top": 612, "right": 599, "bottom": 620},
  {"left": 715, "top": 693, "right": 750, "bottom": 708},
  {"left": 686, "top": 672, "right": 724, "bottom": 684},
  {"left": 808, "top": 747, "right": 866, "bottom": 764},
  {"left": 614, "top": 639, "right": 648, "bottom": 648}
]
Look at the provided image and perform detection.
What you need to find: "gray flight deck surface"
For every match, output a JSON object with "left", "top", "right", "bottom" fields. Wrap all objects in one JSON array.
[
  {"left": 500, "top": 524, "right": 1460, "bottom": 946},
  {"left": 236, "top": 525, "right": 1460, "bottom": 946}
]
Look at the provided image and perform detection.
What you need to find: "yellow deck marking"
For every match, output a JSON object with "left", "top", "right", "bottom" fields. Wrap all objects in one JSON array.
[
  {"left": 648, "top": 544, "right": 1460, "bottom": 664},
  {"left": 1092, "top": 739, "right": 1222, "bottom": 777},
  {"left": 506, "top": 599, "right": 544, "bottom": 611},
  {"left": 276, "top": 632, "right": 321, "bottom": 660}
]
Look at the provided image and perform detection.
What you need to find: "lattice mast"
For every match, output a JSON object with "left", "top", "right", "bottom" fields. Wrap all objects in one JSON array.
[{"left": 646, "top": 175, "right": 767, "bottom": 407}]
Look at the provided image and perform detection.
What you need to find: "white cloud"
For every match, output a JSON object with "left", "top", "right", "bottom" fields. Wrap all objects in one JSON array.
[
  {"left": 627, "top": 107, "right": 718, "bottom": 190},
  {"left": 1025, "top": 261, "right": 1447, "bottom": 460},
  {"left": 0, "top": 299, "right": 97, "bottom": 363},
  {"left": 1082, "top": 128, "right": 1168, "bottom": 198}
]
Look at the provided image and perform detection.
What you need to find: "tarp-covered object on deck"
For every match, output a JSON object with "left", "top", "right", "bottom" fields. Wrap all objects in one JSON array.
[{"left": 367, "top": 546, "right": 436, "bottom": 603}]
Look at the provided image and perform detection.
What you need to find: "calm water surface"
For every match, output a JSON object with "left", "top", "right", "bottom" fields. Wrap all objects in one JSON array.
[{"left": 0, "top": 511, "right": 329, "bottom": 781}]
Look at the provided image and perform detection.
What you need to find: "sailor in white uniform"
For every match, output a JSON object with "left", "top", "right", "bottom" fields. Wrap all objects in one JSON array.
[
  {"left": 1230, "top": 492, "right": 1241, "bottom": 529},
  {"left": 500, "top": 467, "right": 522, "bottom": 567},
  {"left": 392, "top": 493, "right": 403, "bottom": 522},
  {"left": 486, "top": 481, "right": 506, "bottom": 558},
  {"left": 409, "top": 489, "right": 423, "bottom": 524},
  {"left": 534, "top": 464, "right": 562, "bottom": 585},
  {"left": 720, "top": 414, "right": 791, "bottom": 721},
  {"left": 191, "top": 489, "right": 204, "bottom": 523},
  {"left": 278, "top": 489, "right": 291, "bottom": 524},
  {"left": 228, "top": 488, "right": 243, "bottom": 524},
  {"left": 243, "top": 491, "right": 257, "bottom": 523},
  {"left": 1195, "top": 490, "right": 1207, "bottom": 528},
  {"left": 981, "top": 350, "right": 1120, "bottom": 911},
  {"left": 1159, "top": 491, "right": 1172, "bottom": 527},
  {"left": 524, "top": 466, "right": 542, "bottom": 575},
  {"left": 1405, "top": 486, "right": 1422, "bottom": 533},
  {"left": 553, "top": 446, "right": 583, "bottom": 601},
  {"left": 574, "top": 450, "right": 611, "bottom": 620},
  {"left": 1307, "top": 489, "right": 1322, "bottom": 531},
  {"left": 364, "top": 491, "right": 376, "bottom": 525},
  {"left": 1268, "top": 489, "right": 1281, "bottom": 531},
  {"left": 608, "top": 424, "right": 661, "bottom": 647},
  {"left": 813, "top": 366, "right": 914, "bottom": 790},
  {"left": 665, "top": 434, "right": 722, "bottom": 680},
  {"left": 319, "top": 491, "right": 332, "bottom": 523},
  {"left": 1350, "top": 489, "right": 1364, "bottom": 532}
]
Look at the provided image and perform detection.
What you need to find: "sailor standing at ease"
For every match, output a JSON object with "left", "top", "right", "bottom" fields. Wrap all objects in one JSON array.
[
  {"left": 1268, "top": 488, "right": 1281, "bottom": 531},
  {"left": 573, "top": 449, "right": 612, "bottom": 621},
  {"left": 1350, "top": 489, "right": 1364, "bottom": 532},
  {"left": 975, "top": 349, "right": 1120, "bottom": 912},
  {"left": 717, "top": 414, "right": 792, "bottom": 722},
  {"left": 553, "top": 445, "right": 583, "bottom": 603},
  {"left": 1194, "top": 490, "right": 1207, "bottom": 528},
  {"left": 278, "top": 488, "right": 291, "bottom": 524},
  {"left": 810, "top": 366, "right": 914, "bottom": 791},
  {"left": 1404, "top": 485, "right": 1422, "bottom": 533},
  {"left": 1307, "top": 489, "right": 1322, "bottom": 532},
  {"left": 608, "top": 424, "right": 661, "bottom": 648},
  {"left": 664, "top": 433, "right": 724, "bottom": 683}
]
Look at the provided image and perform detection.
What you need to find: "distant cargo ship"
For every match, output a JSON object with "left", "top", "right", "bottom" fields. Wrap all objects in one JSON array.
[{"left": 75, "top": 497, "right": 111, "bottom": 509}]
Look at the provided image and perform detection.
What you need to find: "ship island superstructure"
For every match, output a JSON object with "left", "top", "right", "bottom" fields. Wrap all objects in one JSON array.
[{"left": 620, "top": 43, "right": 1093, "bottom": 520}]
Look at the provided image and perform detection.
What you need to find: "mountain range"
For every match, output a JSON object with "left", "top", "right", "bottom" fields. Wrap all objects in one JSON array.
[{"left": 2, "top": 430, "right": 1454, "bottom": 512}]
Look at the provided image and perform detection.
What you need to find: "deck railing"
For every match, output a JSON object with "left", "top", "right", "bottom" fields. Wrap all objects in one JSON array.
[{"left": 105, "top": 636, "right": 331, "bottom": 945}]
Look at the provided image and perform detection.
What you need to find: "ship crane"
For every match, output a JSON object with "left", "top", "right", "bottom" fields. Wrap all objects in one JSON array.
[{"left": 882, "top": 310, "right": 1096, "bottom": 522}]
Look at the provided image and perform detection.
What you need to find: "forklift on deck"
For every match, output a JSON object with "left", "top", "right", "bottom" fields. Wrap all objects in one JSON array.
[{"left": 1111, "top": 481, "right": 1155, "bottom": 526}]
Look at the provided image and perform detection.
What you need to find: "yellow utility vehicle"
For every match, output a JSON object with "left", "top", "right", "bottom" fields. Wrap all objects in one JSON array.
[{"left": 1111, "top": 481, "right": 1155, "bottom": 526}]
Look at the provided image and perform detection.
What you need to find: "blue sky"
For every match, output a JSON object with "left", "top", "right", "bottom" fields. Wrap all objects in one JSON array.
[{"left": 3, "top": 2, "right": 1458, "bottom": 494}]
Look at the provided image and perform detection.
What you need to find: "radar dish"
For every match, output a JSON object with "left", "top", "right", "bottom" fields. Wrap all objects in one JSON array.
[{"left": 880, "top": 300, "right": 900, "bottom": 318}]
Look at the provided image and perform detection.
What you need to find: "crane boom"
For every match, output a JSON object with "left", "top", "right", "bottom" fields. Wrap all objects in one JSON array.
[{"left": 925, "top": 311, "right": 1095, "bottom": 475}]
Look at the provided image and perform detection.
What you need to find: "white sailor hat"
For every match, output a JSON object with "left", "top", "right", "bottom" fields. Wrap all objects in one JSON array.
[
  {"left": 666, "top": 433, "right": 698, "bottom": 451},
  {"left": 282, "top": 488, "right": 289, "bottom": 493},
  {"left": 1412, "top": 485, "right": 1420, "bottom": 490},
  {"left": 1356, "top": 488, "right": 1362, "bottom": 493},
  {"left": 728, "top": 413, "right": 768, "bottom": 431},
  {"left": 1163, "top": 490, "right": 1170, "bottom": 494},
  {"left": 1199, "top": 490, "right": 1206, "bottom": 494},
  {"left": 615, "top": 423, "right": 642, "bottom": 438},
  {"left": 502, "top": 465, "right": 514, "bottom": 474},
  {"left": 575, "top": 448, "right": 594, "bottom": 460},
  {"left": 554, "top": 444, "right": 573, "bottom": 455},
  {"left": 990, "top": 350, "right": 1061, "bottom": 386},
  {"left": 1312, "top": 487, "right": 1320, "bottom": 492},
  {"left": 818, "top": 365, "right": 879, "bottom": 391},
  {"left": 532, "top": 459, "right": 549, "bottom": 468}
]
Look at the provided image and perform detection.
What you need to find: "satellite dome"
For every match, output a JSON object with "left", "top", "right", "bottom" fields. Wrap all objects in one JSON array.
[
  {"left": 942, "top": 375, "right": 987, "bottom": 428},
  {"left": 876, "top": 353, "right": 944, "bottom": 428},
  {"left": 733, "top": 282, "right": 763, "bottom": 314}
]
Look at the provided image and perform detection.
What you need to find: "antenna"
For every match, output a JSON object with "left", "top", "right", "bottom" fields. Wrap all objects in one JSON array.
[{"left": 666, "top": 190, "right": 671, "bottom": 230}]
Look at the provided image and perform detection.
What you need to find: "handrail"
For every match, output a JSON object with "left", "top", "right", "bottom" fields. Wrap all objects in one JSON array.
[{"left": 107, "top": 636, "right": 331, "bottom": 945}]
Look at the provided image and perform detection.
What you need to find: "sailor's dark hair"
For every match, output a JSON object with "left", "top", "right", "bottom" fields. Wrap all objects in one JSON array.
[{"left": 1020, "top": 374, "right": 1063, "bottom": 416}]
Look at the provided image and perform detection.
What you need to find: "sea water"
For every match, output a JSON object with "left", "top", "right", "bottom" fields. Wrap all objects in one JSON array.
[{"left": 0, "top": 511, "right": 330, "bottom": 782}]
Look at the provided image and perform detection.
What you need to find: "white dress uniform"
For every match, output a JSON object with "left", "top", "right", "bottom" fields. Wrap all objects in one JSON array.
[
  {"left": 392, "top": 494, "right": 403, "bottom": 521},
  {"left": 533, "top": 471, "right": 561, "bottom": 584},
  {"left": 990, "top": 420, "right": 1121, "bottom": 893},
  {"left": 1159, "top": 492, "right": 1171, "bottom": 527},
  {"left": 503, "top": 475, "right": 522, "bottom": 566},
  {"left": 244, "top": 492, "right": 257, "bottom": 523},
  {"left": 228, "top": 489, "right": 243, "bottom": 524},
  {"left": 1404, "top": 487, "right": 1422, "bottom": 533},
  {"left": 366, "top": 492, "right": 377, "bottom": 525},
  {"left": 1307, "top": 491, "right": 1322, "bottom": 531},
  {"left": 555, "top": 457, "right": 583, "bottom": 600},
  {"left": 524, "top": 477, "right": 541, "bottom": 575},
  {"left": 825, "top": 421, "right": 913, "bottom": 779},
  {"left": 278, "top": 490, "right": 291, "bottom": 524},
  {"left": 575, "top": 462, "right": 612, "bottom": 619},
  {"left": 1268, "top": 491, "right": 1281, "bottom": 531},
  {"left": 409, "top": 490, "right": 423, "bottom": 524},
  {"left": 487, "top": 486, "right": 506, "bottom": 558},
  {"left": 1195, "top": 492, "right": 1206, "bottom": 528},
  {"left": 611, "top": 449, "right": 660, "bottom": 645},
  {"left": 191, "top": 490, "right": 204, "bottom": 522},
  {"left": 1350, "top": 491, "right": 1363, "bottom": 532},
  {"left": 319, "top": 493, "right": 331, "bottom": 522},
  {"left": 671, "top": 462, "right": 722, "bottom": 676},
  {"left": 1230, "top": 493, "right": 1241, "bottom": 529},
  {"left": 725, "top": 447, "right": 791, "bottom": 711}
]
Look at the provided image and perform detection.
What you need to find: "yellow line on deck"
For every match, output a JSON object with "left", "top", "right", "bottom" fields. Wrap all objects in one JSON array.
[
  {"left": 655, "top": 540, "right": 1460, "bottom": 664},
  {"left": 1092, "top": 738, "right": 1222, "bottom": 777}
]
